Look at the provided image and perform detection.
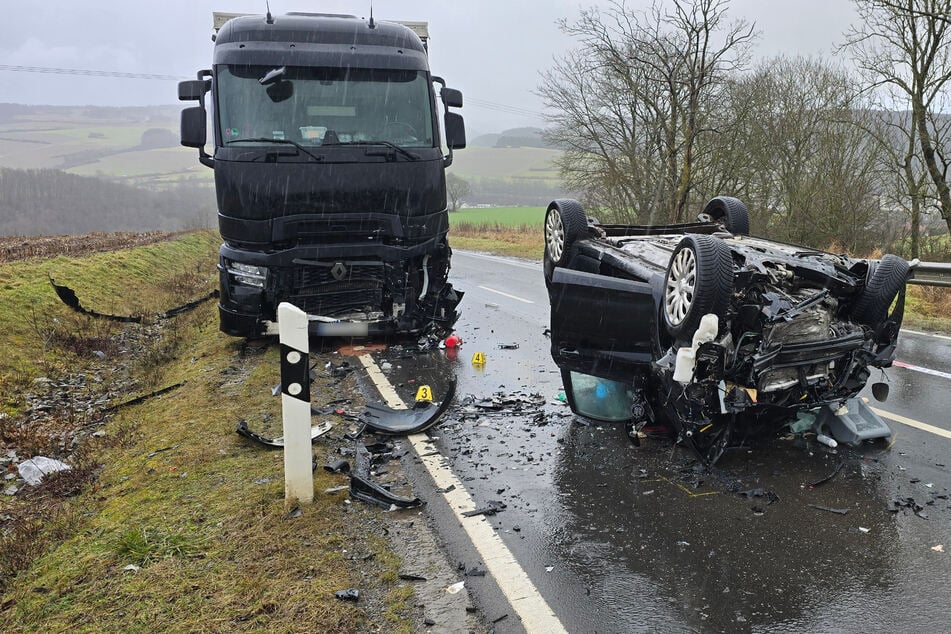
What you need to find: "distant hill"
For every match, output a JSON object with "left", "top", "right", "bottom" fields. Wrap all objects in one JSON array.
[
  {"left": 0, "top": 103, "right": 567, "bottom": 212},
  {"left": 0, "top": 167, "right": 215, "bottom": 236},
  {"left": 470, "top": 126, "right": 556, "bottom": 149}
]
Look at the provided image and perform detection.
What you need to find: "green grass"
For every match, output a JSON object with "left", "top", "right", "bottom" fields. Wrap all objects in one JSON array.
[{"left": 0, "top": 232, "right": 411, "bottom": 632}]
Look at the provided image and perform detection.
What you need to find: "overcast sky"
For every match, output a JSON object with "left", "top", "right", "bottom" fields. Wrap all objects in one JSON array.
[{"left": 0, "top": 1, "right": 858, "bottom": 135}]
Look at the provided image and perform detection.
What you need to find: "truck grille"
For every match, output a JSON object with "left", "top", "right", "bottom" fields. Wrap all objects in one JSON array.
[{"left": 289, "top": 262, "right": 386, "bottom": 317}]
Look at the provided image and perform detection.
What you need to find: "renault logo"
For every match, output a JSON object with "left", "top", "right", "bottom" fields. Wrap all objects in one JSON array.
[{"left": 330, "top": 262, "right": 348, "bottom": 281}]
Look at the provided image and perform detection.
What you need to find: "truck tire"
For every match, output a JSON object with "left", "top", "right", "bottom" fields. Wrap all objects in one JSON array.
[
  {"left": 662, "top": 234, "right": 734, "bottom": 339},
  {"left": 702, "top": 196, "right": 750, "bottom": 236},
  {"left": 851, "top": 254, "right": 909, "bottom": 326},
  {"left": 544, "top": 199, "right": 587, "bottom": 283}
]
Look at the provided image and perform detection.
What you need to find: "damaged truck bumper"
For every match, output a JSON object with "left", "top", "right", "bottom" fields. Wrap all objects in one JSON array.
[{"left": 218, "top": 240, "right": 463, "bottom": 338}]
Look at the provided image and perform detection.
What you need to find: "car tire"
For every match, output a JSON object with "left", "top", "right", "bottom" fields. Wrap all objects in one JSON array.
[
  {"left": 702, "top": 196, "right": 750, "bottom": 236},
  {"left": 851, "top": 254, "right": 909, "bottom": 326},
  {"left": 544, "top": 199, "right": 587, "bottom": 282},
  {"left": 662, "top": 234, "right": 734, "bottom": 339}
]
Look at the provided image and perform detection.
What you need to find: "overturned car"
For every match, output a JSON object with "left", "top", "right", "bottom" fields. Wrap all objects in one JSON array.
[{"left": 544, "top": 197, "right": 910, "bottom": 464}]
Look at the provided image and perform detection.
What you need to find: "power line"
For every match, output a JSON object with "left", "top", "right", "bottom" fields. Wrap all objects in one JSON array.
[
  {"left": 0, "top": 64, "right": 547, "bottom": 121},
  {"left": 0, "top": 65, "right": 187, "bottom": 81}
]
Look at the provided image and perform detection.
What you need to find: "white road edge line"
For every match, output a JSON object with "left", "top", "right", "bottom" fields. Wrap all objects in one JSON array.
[
  {"left": 892, "top": 361, "right": 951, "bottom": 381},
  {"left": 871, "top": 407, "right": 951, "bottom": 440},
  {"left": 357, "top": 354, "right": 567, "bottom": 634},
  {"left": 902, "top": 328, "right": 951, "bottom": 342},
  {"left": 477, "top": 285, "right": 535, "bottom": 304},
  {"left": 456, "top": 250, "right": 540, "bottom": 271}
]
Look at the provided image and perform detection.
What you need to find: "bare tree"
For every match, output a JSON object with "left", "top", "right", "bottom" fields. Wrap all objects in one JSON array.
[
  {"left": 845, "top": 0, "right": 951, "bottom": 235},
  {"left": 446, "top": 173, "right": 471, "bottom": 212},
  {"left": 707, "top": 57, "right": 887, "bottom": 252},
  {"left": 539, "top": 0, "right": 755, "bottom": 223}
]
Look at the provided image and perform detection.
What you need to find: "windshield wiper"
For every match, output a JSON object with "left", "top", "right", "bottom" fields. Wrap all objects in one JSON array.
[
  {"left": 225, "top": 138, "right": 324, "bottom": 162},
  {"left": 329, "top": 140, "right": 420, "bottom": 161}
]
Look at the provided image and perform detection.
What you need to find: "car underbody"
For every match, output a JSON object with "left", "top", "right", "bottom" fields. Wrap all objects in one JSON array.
[{"left": 545, "top": 197, "right": 910, "bottom": 464}]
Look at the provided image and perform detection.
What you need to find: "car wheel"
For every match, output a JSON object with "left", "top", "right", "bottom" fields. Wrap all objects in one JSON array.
[
  {"left": 851, "top": 254, "right": 909, "bottom": 326},
  {"left": 702, "top": 196, "right": 750, "bottom": 236},
  {"left": 544, "top": 199, "right": 587, "bottom": 282},
  {"left": 663, "top": 234, "right": 734, "bottom": 339}
]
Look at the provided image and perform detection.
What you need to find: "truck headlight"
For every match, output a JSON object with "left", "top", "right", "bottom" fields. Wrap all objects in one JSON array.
[{"left": 226, "top": 261, "right": 267, "bottom": 288}]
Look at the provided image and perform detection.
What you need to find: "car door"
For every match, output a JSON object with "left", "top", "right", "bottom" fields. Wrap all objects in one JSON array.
[{"left": 548, "top": 266, "right": 657, "bottom": 380}]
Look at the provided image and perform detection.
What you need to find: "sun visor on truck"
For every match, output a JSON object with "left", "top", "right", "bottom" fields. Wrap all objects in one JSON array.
[{"left": 214, "top": 44, "right": 430, "bottom": 71}]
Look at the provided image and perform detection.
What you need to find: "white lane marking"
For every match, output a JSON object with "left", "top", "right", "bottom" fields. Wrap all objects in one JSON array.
[
  {"left": 357, "top": 354, "right": 567, "bottom": 634},
  {"left": 477, "top": 285, "right": 535, "bottom": 304},
  {"left": 892, "top": 361, "right": 951, "bottom": 381},
  {"left": 902, "top": 328, "right": 951, "bottom": 342},
  {"left": 871, "top": 407, "right": 951, "bottom": 440},
  {"left": 455, "top": 250, "right": 541, "bottom": 271}
]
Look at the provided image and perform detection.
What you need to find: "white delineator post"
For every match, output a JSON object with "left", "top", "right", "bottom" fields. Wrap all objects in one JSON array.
[{"left": 278, "top": 302, "right": 313, "bottom": 503}]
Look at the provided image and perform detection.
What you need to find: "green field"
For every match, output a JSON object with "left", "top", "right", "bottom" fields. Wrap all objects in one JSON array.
[
  {"left": 0, "top": 105, "right": 566, "bottom": 199},
  {"left": 449, "top": 206, "right": 545, "bottom": 227}
]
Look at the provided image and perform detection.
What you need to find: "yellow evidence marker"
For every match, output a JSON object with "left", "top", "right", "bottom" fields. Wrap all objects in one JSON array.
[
  {"left": 415, "top": 385, "right": 434, "bottom": 402},
  {"left": 472, "top": 352, "right": 487, "bottom": 366}
]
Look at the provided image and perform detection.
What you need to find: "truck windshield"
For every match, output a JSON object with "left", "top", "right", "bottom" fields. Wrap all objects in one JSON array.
[{"left": 216, "top": 65, "right": 435, "bottom": 149}]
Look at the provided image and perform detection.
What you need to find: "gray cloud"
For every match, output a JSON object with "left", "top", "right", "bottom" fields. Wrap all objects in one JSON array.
[{"left": 0, "top": 1, "right": 857, "bottom": 133}]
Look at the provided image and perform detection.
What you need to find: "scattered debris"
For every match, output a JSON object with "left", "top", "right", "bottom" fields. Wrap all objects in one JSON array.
[
  {"left": 399, "top": 573, "right": 428, "bottom": 581},
  {"left": 123, "top": 564, "right": 141, "bottom": 572},
  {"left": 285, "top": 506, "right": 303, "bottom": 520},
  {"left": 808, "top": 504, "right": 850, "bottom": 515},
  {"left": 932, "top": 545, "right": 945, "bottom": 553},
  {"left": 103, "top": 382, "right": 185, "bottom": 412},
  {"left": 497, "top": 343, "right": 519, "bottom": 349},
  {"left": 235, "top": 420, "right": 333, "bottom": 449},
  {"left": 808, "top": 461, "right": 844, "bottom": 488},
  {"left": 49, "top": 277, "right": 217, "bottom": 322},
  {"left": 349, "top": 443, "right": 422, "bottom": 509},
  {"left": 446, "top": 581, "right": 465, "bottom": 594},
  {"left": 461, "top": 501, "right": 506, "bottom": 518},
  {"left": 334, "top": 588, "right": 360, "bottom": 602},
  {"left": 888, "top": 497, "right": 929, "bottom": 519},
  {"left": 18, "top": 456, "right": 72, "bottom": 485},
  {"left": 324, "top": 459, "right": 350, "bottom": 474}
]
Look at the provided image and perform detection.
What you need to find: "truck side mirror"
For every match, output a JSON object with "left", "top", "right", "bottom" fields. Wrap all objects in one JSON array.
[
  {"left": 179, "top": 79, "right": 210, "bottom": 101},
  {"left": 441, "top": 87, "right": 463, "bottom": 108},
  {"left": 181, "top": 107, "right": 207, "bottom": 148},
  {"left": 444, "top": 112, "right": 466, "bottom": 150}
]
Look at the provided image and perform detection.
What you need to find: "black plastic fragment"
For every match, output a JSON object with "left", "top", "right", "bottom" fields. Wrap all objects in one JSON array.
[
  {"left": 461, "top": 500, "right": 506, "bottom": 518},
  {"left": 398, "top": 573, "right": 428, "bottom": 581},
  {"left": 324, "top": 458, "right": 351, "bottom": 474},
  {"left": 808, "top": 460, "right": 843, "bottom": 488},
  {"left": 349, "top": 442, "right": 422, "bottom": 508},
  {"left": 103, "top": 382, "right": 185, "bottom": 412},
  {"left": 362, "top": 379, "right": 457, "bottom": 435},
  {"left": 808, "top": 504, "right": 850, "bottom": 515},
  {"left": 49, "top": 277, "right": 217, "bottom": 322},
  {"left": 235, "top": 420, "right": 332, "bottom": 449}
]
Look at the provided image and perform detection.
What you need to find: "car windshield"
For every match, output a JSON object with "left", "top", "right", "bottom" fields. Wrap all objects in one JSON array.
[
  {"left": 216, "top": 65, "right": 434, "bottom": 148},
  {"left": 567, "top": 372, "right": 637, "bottom": 422}
]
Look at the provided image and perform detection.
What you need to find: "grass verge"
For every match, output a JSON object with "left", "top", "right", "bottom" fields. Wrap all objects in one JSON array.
[{"left": 0, "top": 231, "right": 411, "bottom": 633}]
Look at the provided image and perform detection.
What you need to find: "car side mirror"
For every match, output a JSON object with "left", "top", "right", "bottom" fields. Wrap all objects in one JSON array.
[{"left": 444, "top": 112, "right": 466, "bottom": 150}]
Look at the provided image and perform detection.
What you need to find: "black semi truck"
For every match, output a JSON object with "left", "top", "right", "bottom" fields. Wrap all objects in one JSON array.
[{"left": 179, "top": 12, "right": 466, "bottom": 338}]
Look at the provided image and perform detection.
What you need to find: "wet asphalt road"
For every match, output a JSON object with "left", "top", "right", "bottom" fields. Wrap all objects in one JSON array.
[{"left": 368, "top": 250, "right": 951, "bottom": 633}]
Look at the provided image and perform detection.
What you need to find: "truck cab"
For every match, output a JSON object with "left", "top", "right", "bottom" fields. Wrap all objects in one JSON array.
[{"left": 179, "top": 12, "right": 466, "bottom": 337}]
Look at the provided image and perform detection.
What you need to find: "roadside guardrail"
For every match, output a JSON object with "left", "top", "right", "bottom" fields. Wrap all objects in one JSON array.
[{"left": 909, "top": 260, "right": 951, "bottom": 287}]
